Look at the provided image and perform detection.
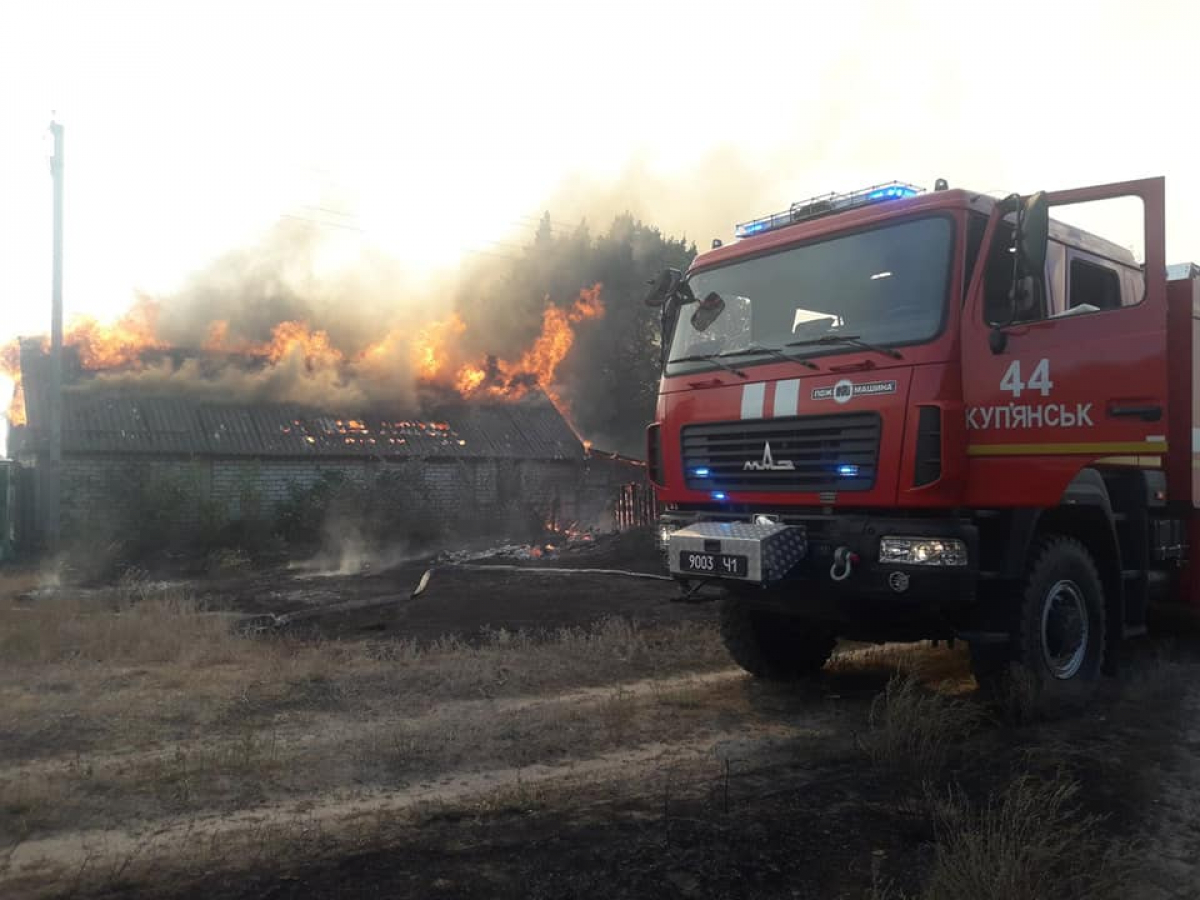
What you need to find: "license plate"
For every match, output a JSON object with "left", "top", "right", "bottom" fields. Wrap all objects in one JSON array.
[{"left": 678, "top": 551, "right": 748, "bottom": 577}]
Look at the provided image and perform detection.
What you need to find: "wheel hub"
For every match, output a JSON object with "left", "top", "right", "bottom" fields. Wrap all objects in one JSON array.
[{"left": 1041, "top": 579, "right": 1089, "bottom": 680}]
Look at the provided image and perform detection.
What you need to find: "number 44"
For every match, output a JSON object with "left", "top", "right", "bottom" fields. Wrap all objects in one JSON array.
[{"left": 1000, "top": 359, "right": 1054, "bottom": 398}]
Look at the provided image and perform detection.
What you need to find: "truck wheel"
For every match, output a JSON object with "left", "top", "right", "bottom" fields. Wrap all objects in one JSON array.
[
  {"left": 974, "top": 535, "right": 1106, "bottom": 712},
  {"left": 718, "top": 594, "right": 835, "bottom": 680}
]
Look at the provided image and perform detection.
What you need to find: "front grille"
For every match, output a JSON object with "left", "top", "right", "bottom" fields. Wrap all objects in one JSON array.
[{"left": 682, "top": 412, "right": 881, "bottom": 493}]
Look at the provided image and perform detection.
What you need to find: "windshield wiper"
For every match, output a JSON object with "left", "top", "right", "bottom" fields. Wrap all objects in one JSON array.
[
  {"left": 668, "top": 353, "right": 749, "bottom": 379},
  {"left": 785, "top": 333, "right": 902, "bottom": 359},
  {"left": 718, "top": 344, "right": 819, "bottom": 370}
]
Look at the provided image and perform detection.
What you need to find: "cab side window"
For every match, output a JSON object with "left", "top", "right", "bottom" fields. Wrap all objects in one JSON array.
[{"left": 1068, "top": 257, "right": 1122, "bottom": 312}]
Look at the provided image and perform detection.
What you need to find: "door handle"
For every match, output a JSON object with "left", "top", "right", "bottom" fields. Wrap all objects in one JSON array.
[{"left": 1106, "top": 403, "right": 1162, "bottom": 422}]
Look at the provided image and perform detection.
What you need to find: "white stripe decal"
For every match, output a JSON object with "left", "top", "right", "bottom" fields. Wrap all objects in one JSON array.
[
  {"left": 1192, "top": 428, "right": 1200, "bottom": 453},
  {"left": 741, "top": 382, "right": 765, "bottom": 419},
  {"left": 773, "top": 379, "right": 800, "bottom": 417}
]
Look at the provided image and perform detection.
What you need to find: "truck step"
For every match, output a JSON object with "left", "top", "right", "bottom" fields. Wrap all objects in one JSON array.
[
  {"left": 1122, "top": 623, "right": 1148, "bottom": 638},
  {"left": 1121, "top": 569, "right": 1145, "bottom": 581}
]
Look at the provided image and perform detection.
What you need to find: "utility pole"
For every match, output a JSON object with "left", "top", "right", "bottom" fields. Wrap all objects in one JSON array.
[{"left": 46, "top": 119, "right": 64, "bottom": 553}]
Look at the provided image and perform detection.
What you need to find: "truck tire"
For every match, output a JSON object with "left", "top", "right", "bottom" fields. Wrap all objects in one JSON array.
[
  {"left": 972, "top": 535, "right": 1106, "bottom": 712},
  {"left": 718, "top": 594, "right": 835, "bottom": 680}
]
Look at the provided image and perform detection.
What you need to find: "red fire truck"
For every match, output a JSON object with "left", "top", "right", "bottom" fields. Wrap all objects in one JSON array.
[{"left": 645, "top": 177, "right": 1197, "bottom": 706}]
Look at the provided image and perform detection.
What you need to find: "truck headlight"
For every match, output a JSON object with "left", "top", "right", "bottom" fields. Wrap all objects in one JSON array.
[{"left": 879, "top": 536, "right": 967, "bottom": 567}]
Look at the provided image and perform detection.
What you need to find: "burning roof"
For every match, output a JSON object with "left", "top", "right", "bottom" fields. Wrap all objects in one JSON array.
[
  {"left": 36, "top": 391, "right": 584, "bottom": 460},
  {"left": 2, "top": 284, "right": 605, "bottom": 438}
]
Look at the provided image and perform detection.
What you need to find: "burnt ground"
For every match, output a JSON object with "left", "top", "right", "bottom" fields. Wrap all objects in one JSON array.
[
  {"left": 71, "top": 639, "right": 1200, "bottom": 900},
  {"left": 4, "top": 529, "right": 1200, "bottom": 900},
  {"left": 183, "top": 528, "right": 694, "bottom": 640}
]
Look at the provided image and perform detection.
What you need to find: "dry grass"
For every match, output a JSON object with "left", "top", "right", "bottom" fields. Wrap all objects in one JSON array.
[
  {"left": 0, "top": 587, "right": 242, "bottom": 667},
  {"left": 923, "top": 774, "right": 1134, "bottom": 900},
  {"left": 861, "top": 673, "right": 983, "bottom": 777},
  {"left": 0, "top": 575, "right": 735, "bottom": 856}
]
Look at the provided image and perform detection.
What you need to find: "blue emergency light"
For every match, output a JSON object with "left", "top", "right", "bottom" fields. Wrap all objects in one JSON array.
[
  {"left": 711, "top": 491, "right": 728, "bottom": 501},
  {"left": 692, "top": 467, "right": 711, "bottom": 478},
  {"left": 734, "top": 181, "right": 924, "bottom": 240},
  {"left": 836, "top": 464, "right": 860, "bottom": 477}
]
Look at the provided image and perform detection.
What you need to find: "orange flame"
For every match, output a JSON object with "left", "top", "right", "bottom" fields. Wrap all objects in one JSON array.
[
  {"left": 261, "top": 321, "right": 341, "bottom": 369},
  {"left": 454, "top": 364, "right": 487, "bottom": 394},
  {"left": 3, "top": 296, "right": 169, "bottom": 427},
  {"left": 411, "top": 314, "right": 466, "bottom": 381},
  {"left": 446, "top": 283, "right": 604, "bottom": 435},
  {"left": 1, "top": 340, "right": 23, "bottom": 426},
  {"left": 203, "top": 318, "right": 342, "bottom": 371},
  {"left": 2, "top": 283, "right": 606, "bottom": 444},
  {"left": 66, "top": 296, "right": 167, "bottom": 369}
]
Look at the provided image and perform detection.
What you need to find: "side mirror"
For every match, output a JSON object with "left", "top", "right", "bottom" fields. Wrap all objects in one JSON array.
[
  {"left": 643, "top": 268, "right": 680, "bottom": 307},
  {"left": 990, "top": 191, "right": 1049, "bottom": 351},
  {"left": 689, "top": 291, "right": 725, "bottom": 332},
  {"left": 1013, "top": 275, "right": 1041, "bottom": 319},
  {"left": 1018, "top": 192, "right": 1049, "bottom": 276}
]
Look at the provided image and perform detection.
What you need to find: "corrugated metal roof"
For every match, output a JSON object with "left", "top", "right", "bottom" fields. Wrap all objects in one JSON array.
[{"left": 58, "top": 391, "right": 583, "bottom": 460}]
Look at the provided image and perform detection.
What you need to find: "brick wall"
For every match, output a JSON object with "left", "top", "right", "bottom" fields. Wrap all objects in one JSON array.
[{"left": 55, "top": 454, "right": 639, "bottom": 545}]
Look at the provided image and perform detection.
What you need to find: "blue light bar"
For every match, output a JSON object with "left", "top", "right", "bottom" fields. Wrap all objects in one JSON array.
[
  {"left": 692, "top": 467, "right": 711, "bottom": 477},
  {"left": 734, "top": 181, "right": 924, "bottom": 240},
  {"left": 711, "top": 491, "right": 728, "bottom": 501},
  {"left": 836, "top": 464, "right": 860, "bottom": 477},
  {"left": 866, "top": 185, "right": 920, "bottom": 201}
]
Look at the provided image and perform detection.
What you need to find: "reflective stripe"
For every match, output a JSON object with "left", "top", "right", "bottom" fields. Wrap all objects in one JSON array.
[
  {"left": 773, "top": 379, "right": 800, "bottom": 417},
  {"left": 968, "top": 440, "right": 1167, "bottom": 457},
  {"left": 740, "top": 382, "right": 765, "bottom": 419}
]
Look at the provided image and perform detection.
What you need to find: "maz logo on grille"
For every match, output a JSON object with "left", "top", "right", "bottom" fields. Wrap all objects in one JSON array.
[
  {"left": 682, "top": 412, "right": 881, "bottom": 494},
  {"left": 743, "top": 441, "right": 795, "bottom": 471}
]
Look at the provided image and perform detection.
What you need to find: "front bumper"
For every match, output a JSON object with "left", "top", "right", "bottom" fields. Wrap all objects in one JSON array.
[{"left": 661, "top": 509, "right": 978, "bottom": 608}]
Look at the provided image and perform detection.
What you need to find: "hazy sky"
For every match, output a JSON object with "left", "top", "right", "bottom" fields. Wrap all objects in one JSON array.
[{"left": 1, "top": 0, "right": 1198, "bottom": 350}]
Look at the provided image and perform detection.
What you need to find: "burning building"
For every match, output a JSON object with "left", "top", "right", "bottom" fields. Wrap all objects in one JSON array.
[
  {"left": 4, "top": 280, "right": 652, "bottom": 555},
  {"left": 10, "top": 343, "right": 644, "bottom": 553}
]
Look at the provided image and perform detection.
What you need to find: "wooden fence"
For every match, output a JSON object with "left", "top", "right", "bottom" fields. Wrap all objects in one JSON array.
[{"left": 614, "top": 481, "right": 658, "bottom": 531}]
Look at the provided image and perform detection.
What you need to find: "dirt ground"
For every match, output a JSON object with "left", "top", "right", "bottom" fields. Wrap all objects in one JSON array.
[{"left": 2, "top": 529, "right": 1200, "bottom": 900}]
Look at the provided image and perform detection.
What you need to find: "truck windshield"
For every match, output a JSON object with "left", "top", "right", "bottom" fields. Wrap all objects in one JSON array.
[{"left": 667, "top": 216, "right": 954, "bottom": 373}]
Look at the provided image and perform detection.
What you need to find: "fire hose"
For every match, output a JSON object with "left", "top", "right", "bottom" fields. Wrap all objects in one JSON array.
[{"left": 412, "top": 563, "right": 674, "bottom": 599}]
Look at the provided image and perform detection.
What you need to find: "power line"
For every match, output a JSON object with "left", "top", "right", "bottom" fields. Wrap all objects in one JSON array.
[
  {"left": 280, "top": 214, "right": 365, "bottom": 233},
  {"left": 298, "top": 204, "right": 357, "bottom": 219}
]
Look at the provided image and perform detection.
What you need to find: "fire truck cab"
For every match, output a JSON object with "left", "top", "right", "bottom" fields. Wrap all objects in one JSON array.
[{"left": 646, "top": 177, "right": 1196, "bottom": 707}]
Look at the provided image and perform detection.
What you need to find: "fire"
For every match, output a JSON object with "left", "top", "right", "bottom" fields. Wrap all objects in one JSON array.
[
  {"left": 450, "top": 283, "right": 604, "bottom": 407},
  {"left": 3, "top": 296, "right": 168, "bottom": 427},
  {"left": 262, "top": 321, "right": 342, "bottom": 369},
  {"left": 67, "top": 296, "right": 167, "bottom": 369},
  {"left": 446, "top": 283, "right": 604, "bottom": 435},
  {"left": 1, "top": 341, "right": 22, "bottom": 427},
  {"left": 455, "top": 364, "right": 487, "bottom": 394},
  {"left": 499, "top": 283, "right": 605, "bottom": 396},
  {"left": 2, "top": 283, "right": 606, "bottom": 443},
  {"left": 203, "top": 318, "right": 343, "bottom": 371},
  {"left": 203, "top": 320, "right": 231, "bottom": 352},
  {"left": 410, "top": 313, "right": 466, "bottom": 381}
]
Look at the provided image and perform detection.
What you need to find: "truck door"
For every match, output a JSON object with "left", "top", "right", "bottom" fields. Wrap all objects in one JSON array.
[{"left": 960, "top": 178, "right": 1168, "bottom": 508}]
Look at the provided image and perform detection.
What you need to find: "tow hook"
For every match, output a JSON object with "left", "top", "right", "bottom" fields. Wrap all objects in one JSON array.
[{"left": 830, "top": 546, "right": 859, "bottom": 582}]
